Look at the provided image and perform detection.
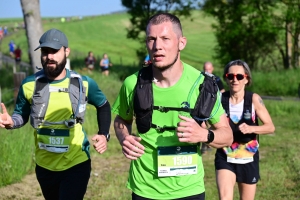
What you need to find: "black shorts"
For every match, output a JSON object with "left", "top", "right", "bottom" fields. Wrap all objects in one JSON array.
[
  {"left": 132, "top": 192, "right": 205, "bottom": 200},
  {"left": 15, "top": 57, "right": 21, "bottom": 63},
  {"left": 215, "top": 149, "right": 260, "bottom": 184},
  {"left": 101, "top": 67, "right": 109, "bottom": 72},
  {"left": 36, "top": 159, "right": 91, "bottom": 200}
]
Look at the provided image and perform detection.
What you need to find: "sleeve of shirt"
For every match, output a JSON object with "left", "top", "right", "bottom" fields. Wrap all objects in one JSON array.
[
  {"left": 12, "top": 84, "right": 31, "bottom": 127},
  {"left": 84, "top": 76, "right": 107, "bottom": 107},
  {"left": 111, "top": 76, "right": 136, "bottom": 121}
]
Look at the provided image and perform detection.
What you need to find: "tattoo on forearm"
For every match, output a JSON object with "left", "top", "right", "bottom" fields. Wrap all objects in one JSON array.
[{"left": 259, "top": 98, "right": 265, "bottom": 106}]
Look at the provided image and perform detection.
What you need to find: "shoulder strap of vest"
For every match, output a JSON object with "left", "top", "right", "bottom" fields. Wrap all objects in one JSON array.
[
  {"left": 30, "top": 70, "right": 50, "bottom": 128},
  {"left": 191, "top": 71, "right": 219, "bottom": 121},
  {"left": 135, "top": 66, "right": 153, "bottom": 110},
  {"left": 221, "top": 91, "right": 230, "bottom": 116},
  {"left": 244, "top": 90, "right": 259, "bottom": 125},
  {"left": 244, "top": 91, "right": 253, "bottom": 112},
  {"left": 69, "top": 70, "right": 83, "bottom": 119},
  {"left": 133, "top": 66, "right": 154, "bottom": 133},
  {"left": 34, "top": 69, "right": 49, "bottom": 113}
]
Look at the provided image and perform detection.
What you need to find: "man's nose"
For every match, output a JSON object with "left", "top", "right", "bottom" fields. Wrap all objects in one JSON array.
[
  {"left": 154, "top": 39, "right": 163, "bottom": 50},
  {"left": 47, "top": 52, "right": 55, "bottom": 59}
]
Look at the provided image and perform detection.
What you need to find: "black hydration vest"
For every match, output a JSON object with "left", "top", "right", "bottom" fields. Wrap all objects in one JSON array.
[
  {"left": 221, "top": 91, "right": 259, "bottom": 143},
  {"left": 133, "top": 65, "right": 219, "bottom": 133}
]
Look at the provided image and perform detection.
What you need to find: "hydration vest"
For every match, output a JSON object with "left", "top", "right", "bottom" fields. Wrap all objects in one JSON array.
[
  {"left": 30, "top": 69, "right": 87, "bottom": 129},
  {"left": 221, "top": 91, "right": 259, "bottom": 143},
  {"left": 133, "top": 65, "right": 219, "bottom": 133}
]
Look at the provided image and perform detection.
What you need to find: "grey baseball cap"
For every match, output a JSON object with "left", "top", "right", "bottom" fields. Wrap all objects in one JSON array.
[{"left": 34, "top": 28, "right": 68, "bottom": 51}]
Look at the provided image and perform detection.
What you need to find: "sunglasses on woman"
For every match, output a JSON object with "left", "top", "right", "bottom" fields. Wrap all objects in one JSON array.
[{"left": 226, "top": 73, "right": 247, "bottom": 80}]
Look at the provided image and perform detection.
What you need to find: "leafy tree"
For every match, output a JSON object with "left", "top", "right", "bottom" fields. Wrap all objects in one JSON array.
[
  {"left": 274, "top": 0, "right": 300, "bottom": 69},
  {"left": 201, "top": 0, "right": 279, "bottom": 70},
  {"left": 121, "top": 0, "right": 200, "bottom": 63},
  {"left": 201, "top": 0, "right": 300, "bottom": 70},
  {"left": 20, "top": 0, "right": 43, "bottom": 73}
]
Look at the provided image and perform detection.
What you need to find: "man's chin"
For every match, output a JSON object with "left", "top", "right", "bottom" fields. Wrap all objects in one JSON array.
[
  {"left": 153, "top": 63, "right": 172, "bottom": 71},
  {"left": 153, "top": 61, "right": 165, "bottom": 68}
]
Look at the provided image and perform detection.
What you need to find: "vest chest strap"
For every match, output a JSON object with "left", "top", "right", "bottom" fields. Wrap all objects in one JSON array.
[
  {"left": 153, "top": 106, "right": 193, "bottom": 113},
  {"left": 49, "top": 86, "right": 69, "bottom": 93},
  {"left": 151, "top": 124, "right": 176, "bottom": 133}
]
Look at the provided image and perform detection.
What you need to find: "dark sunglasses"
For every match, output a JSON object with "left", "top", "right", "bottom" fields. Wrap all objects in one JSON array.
[{"left": 226, "top": 73, "right": 247, "bottom": 80}]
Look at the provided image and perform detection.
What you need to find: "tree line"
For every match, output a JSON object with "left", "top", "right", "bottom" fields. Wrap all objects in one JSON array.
[
  {"left": 19, "top": 0, "right": 300, "bottom": 72},
  {"left": 122, "top": 0, "right": 300, "bottom": 71}
]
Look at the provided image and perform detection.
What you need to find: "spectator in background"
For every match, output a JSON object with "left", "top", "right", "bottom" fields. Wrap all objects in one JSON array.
[
  {"left": 201, "top": 61, "right": 225, "bottom": 154},
  {"left": 84, "top": 51, "right": 96, "bottom": 72},
  {"left": 14, "top": 46, "right": 22, "bottom": 67},
  {"left": 4, "top": 26, "right": 8, "bottom": 36},
  {"left": 0, "top": 27, "right": 3, "bottom": 40},
  {"left": 203, "top": 61, "right": 225, "bottom": 93},
  {"left": 99, "top": 53, "right": 113, "bottom": 76},
  {"left": 9, "top": 40, "right": 15, "bottom": 57}
]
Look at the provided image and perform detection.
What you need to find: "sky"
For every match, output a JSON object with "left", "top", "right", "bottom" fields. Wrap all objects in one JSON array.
[{"left": 0, "top": 0, "right": 125, "bottom": 19}]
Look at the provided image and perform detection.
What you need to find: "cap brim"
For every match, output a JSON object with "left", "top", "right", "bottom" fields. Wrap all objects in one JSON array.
[{"left": 34, "top": 42, "right": 63, "bottom": 51}]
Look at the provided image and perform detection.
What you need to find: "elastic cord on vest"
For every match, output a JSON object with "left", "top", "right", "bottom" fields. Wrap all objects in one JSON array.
[
  {"left": 74, "top": 77, "right": 83, "bottom": 118},
  {"left": 187, "top": 73, "right": 221, "bottom": 121}
]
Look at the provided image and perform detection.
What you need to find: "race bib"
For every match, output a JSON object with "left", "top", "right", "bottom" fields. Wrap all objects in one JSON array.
[
  {"left": 223, "top": 140, "right": 259, "bottom": 164},
  {"left": 157, "top": 145, "right": 198, "bottom": 177},
  {"left": 37, "top": 128, "right": 70, "bottom": 153}
]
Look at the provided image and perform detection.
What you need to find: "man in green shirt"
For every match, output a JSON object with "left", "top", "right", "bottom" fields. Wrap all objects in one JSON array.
[{"left": 112, "top": 13, "right": 233, "bottom": 200}]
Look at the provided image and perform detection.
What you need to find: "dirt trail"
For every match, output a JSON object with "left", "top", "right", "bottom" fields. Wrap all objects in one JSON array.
[
  {"left": 0, "top": 153, "right": 130, "bottom": 200},
  {"left": 0, "top": 172, "right": 43, "bottom": 200}
]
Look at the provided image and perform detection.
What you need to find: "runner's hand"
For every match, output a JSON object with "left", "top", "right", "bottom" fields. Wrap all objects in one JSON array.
[
  {"left": 0, "top": 103, "right": 14, "bottom": 128},
  {"left": 92, "top": 134, "right": 107, "bottom": 154},
  {"left": 239, "top": 123, "right": 254, "bottom": 134},
  {"left": 121, "top": 135, "right": 144, "bottom": 160},
  {"left": 177, "top": 115, "right": 207, "bottom": 143}
]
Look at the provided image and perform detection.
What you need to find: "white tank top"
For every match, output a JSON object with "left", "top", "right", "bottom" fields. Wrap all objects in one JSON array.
[{"left": 229, "top": 100, "right": 255, "bottom": 123}]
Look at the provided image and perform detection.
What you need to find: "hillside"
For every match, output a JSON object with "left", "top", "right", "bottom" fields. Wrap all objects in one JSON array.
[
  {"left": 1, "top": 12, "right": 300, "bottom": 97},
  {"left": 1, "top": 11, "right": 217, "bottom": 71}
]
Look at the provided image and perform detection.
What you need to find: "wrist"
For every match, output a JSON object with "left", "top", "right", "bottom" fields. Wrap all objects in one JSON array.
[
  {"left": 121, "top": 134, "right": 129, "bottom": 144},
  {"left": 205, "top": 129, "right": 215, "bottom": 144},
  {"left": 98, "top": 132, "right": 110, "bottom": 142}
]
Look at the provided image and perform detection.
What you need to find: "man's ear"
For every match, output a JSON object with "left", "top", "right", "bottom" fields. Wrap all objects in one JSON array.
[
  {"left": 179, "top": 37, "right": 187, "bottom": 51},
  {"left": 65, "top": 47, "right": 71, "bottom": 57}
]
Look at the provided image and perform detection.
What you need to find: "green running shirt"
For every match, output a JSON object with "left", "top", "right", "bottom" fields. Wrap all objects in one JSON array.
[{"left": 112, "top": 62, "right": 224, "bottom": 199}]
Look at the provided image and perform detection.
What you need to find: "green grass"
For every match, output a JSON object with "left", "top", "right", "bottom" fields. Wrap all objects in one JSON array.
[
  {"left": 0, "top": 123, "right": 35, "bottom": 187},
  {"left": 248, "top": 69, "right": 300, "bottom": 97}
]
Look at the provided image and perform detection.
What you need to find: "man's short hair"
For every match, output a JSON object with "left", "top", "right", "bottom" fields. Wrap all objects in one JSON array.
[{"left": 146, "top": 13, "right": 183, "bottom": 37}]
